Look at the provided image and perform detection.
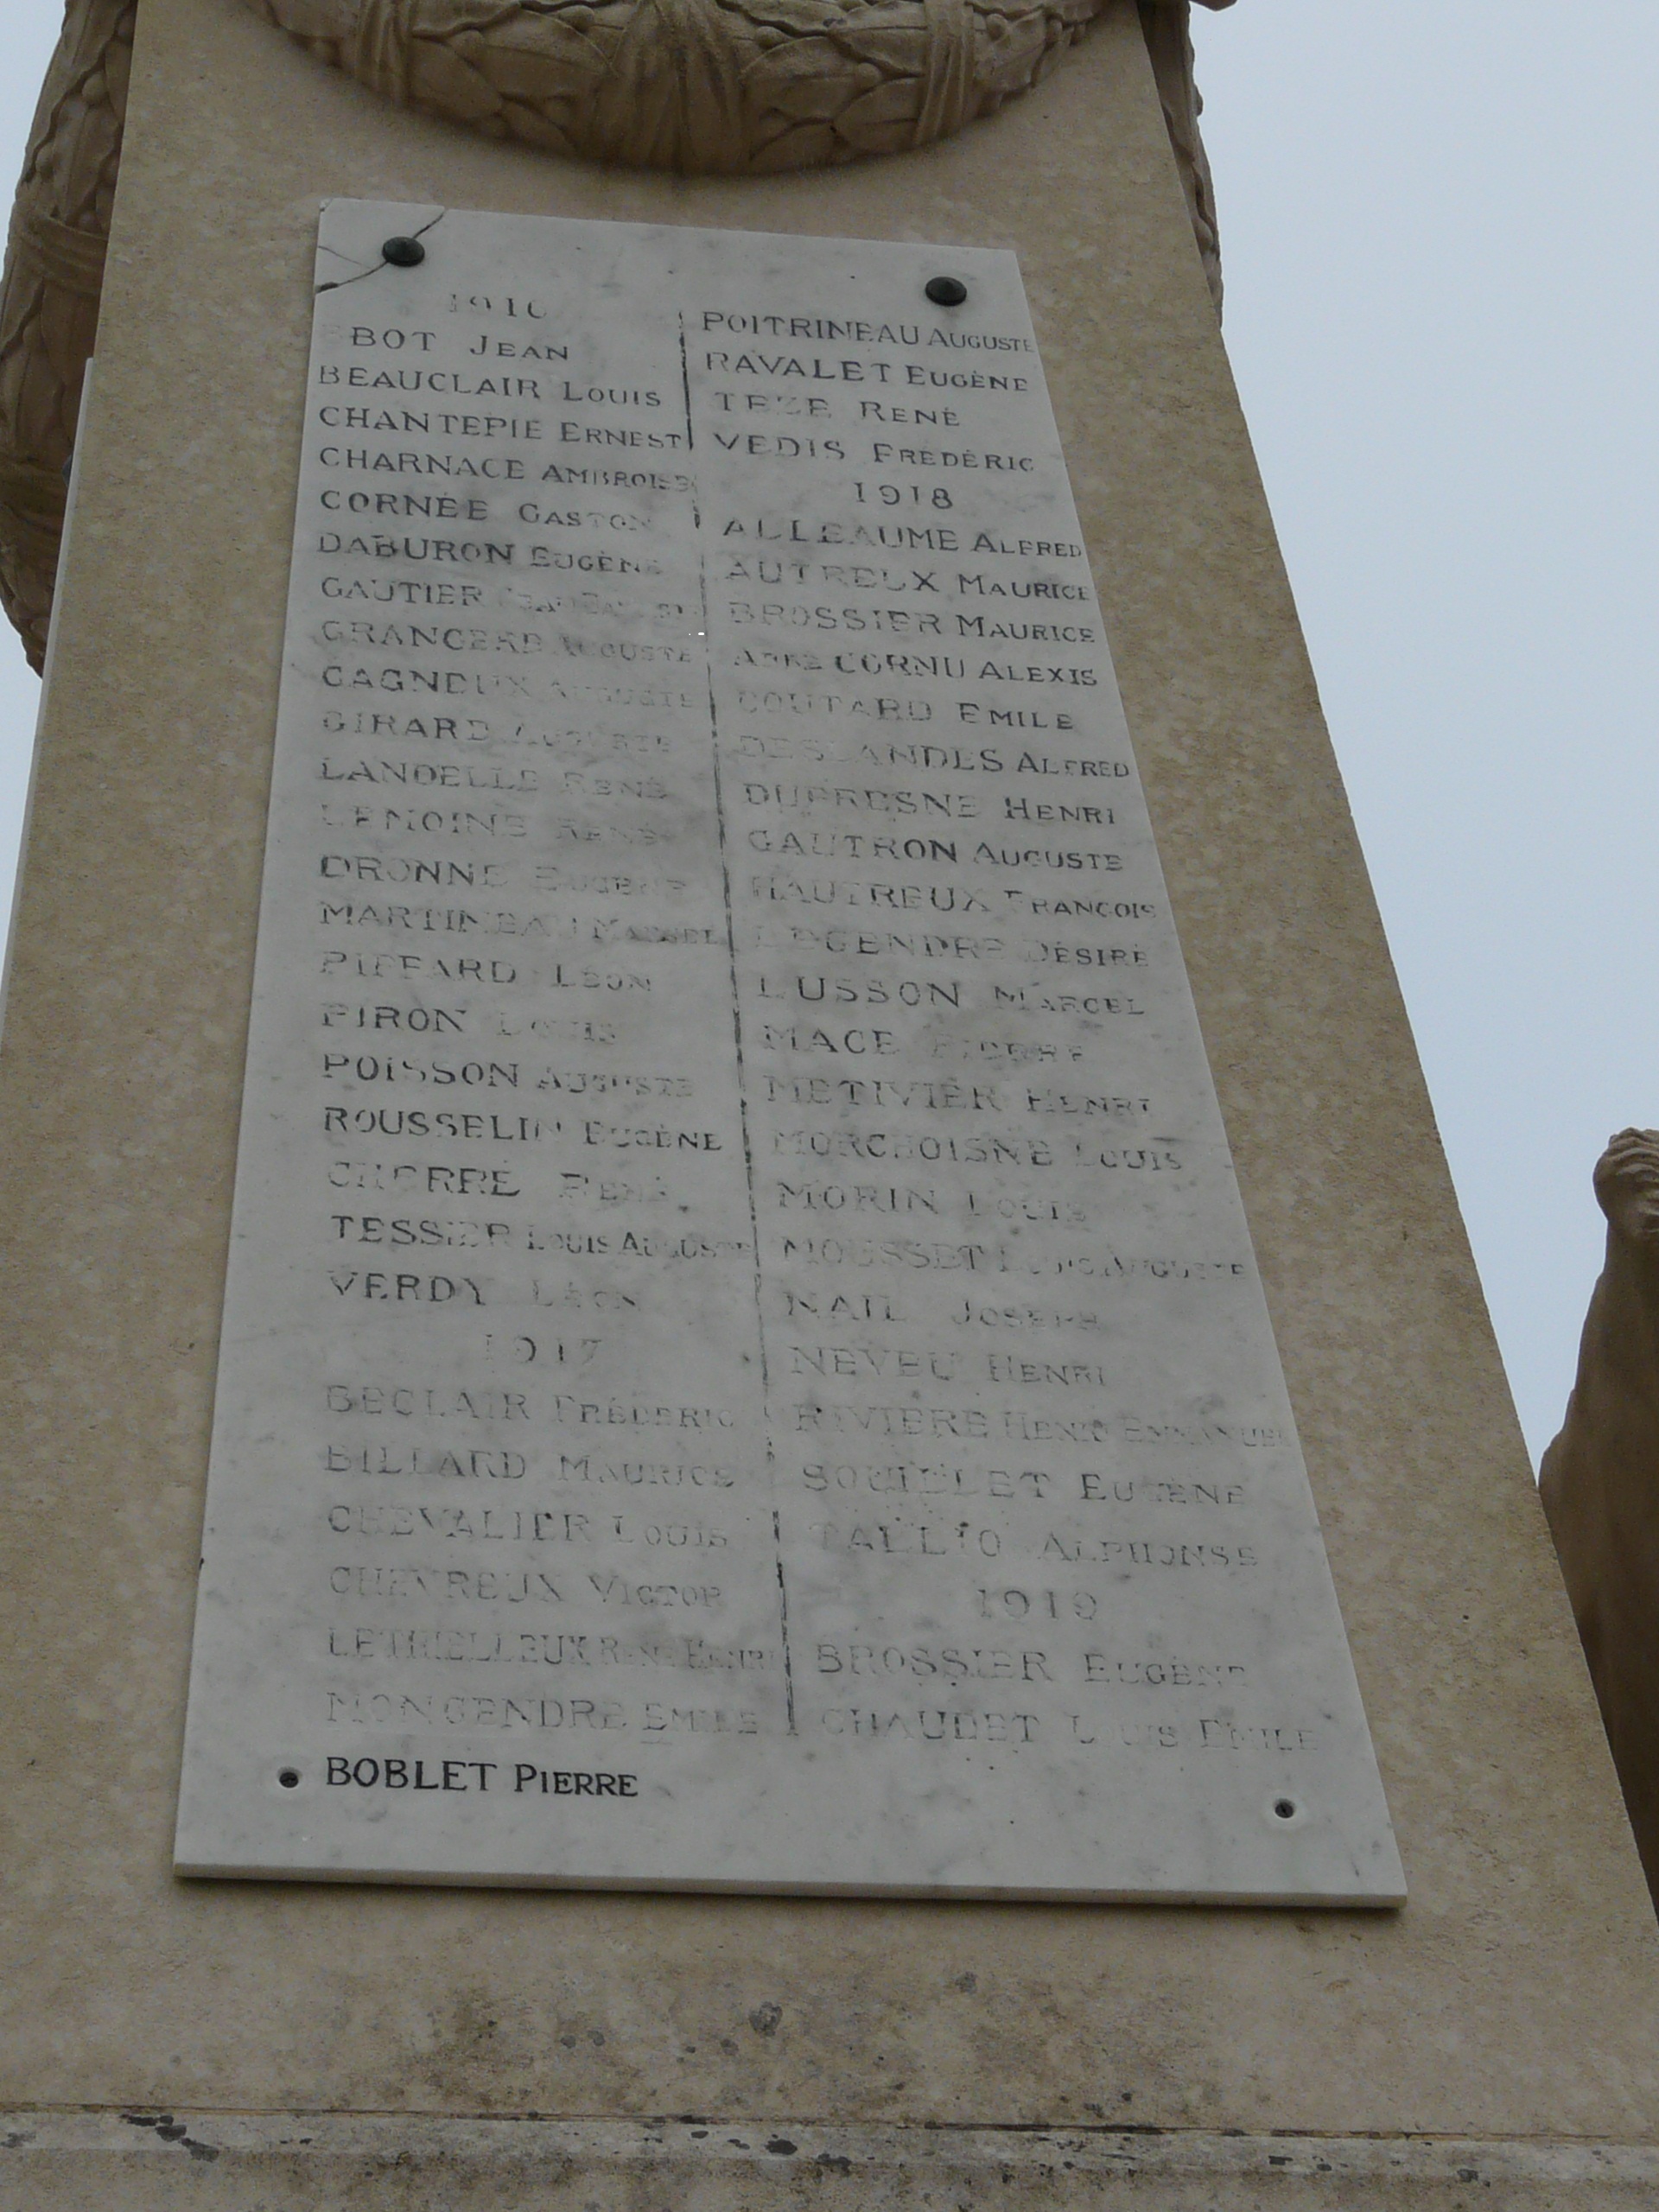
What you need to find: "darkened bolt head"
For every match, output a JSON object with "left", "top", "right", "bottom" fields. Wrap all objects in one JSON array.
[
  {"left": 925, "top": 276, "right": 968, "bottom": 307},
  {"left": 382, "top": 236, "right": 426, "bottom": 268}
]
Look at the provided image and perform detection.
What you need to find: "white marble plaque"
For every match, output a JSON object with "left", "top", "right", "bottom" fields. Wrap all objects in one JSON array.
[{"left": 175, "top": 200, "right": 1403, "bottom": 1903}]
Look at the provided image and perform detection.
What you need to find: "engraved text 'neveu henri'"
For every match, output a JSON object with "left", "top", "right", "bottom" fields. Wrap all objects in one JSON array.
[{"left": 174, "top": 204, "right": 1402, "bottom": 1904}]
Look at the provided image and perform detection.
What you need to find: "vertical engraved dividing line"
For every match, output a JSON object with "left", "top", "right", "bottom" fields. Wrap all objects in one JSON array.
[
  {"left": 678, "top": 316, "right": 701, "bottom": 529},
  {"left": 772, "top": 1508, "right": 797, "bottom": 1738},
  {"left": 679, "top": 315, "right": 797, "bottom": 1737}
]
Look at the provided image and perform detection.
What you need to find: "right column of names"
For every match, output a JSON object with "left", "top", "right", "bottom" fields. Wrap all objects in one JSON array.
[{"left": 687, "top": 299, "right": 1301, "bottom": 1779}]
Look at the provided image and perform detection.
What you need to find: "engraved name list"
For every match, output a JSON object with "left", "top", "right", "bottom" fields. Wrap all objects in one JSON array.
[{"left": 174, "top": 203, "right": 1402, "bottom": 1903}]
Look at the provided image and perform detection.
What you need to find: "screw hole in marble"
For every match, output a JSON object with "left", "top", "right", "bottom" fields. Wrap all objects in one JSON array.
[{"left": 278, "top": 1767, "right": 302, "bottom": 1789}]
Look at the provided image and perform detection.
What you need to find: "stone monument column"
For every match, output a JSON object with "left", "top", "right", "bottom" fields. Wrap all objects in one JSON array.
[{"left": 2, "top": 2, "right": 1657, "bottom": 2203}]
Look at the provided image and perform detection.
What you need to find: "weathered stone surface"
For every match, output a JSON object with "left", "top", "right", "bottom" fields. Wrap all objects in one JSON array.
[
  {"left": 5, "top": 2114, "right": 1659, "bottom": 2212},
  {"left": 1, "top": 0, "right": 1654, "bottom": 2166}
]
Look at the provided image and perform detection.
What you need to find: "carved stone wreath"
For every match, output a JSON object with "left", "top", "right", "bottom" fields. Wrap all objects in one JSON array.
[
  {"left": 0, "top": 0, "right": 1230, "bottom": 667},
  {"left": 258, "top": 0, "right": 1120, "bottom": 177}
]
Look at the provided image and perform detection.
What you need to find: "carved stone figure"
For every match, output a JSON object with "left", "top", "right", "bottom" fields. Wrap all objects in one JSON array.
[
  {"left": 0, "top": 0, "right": 131, "bottom": 668},
  {"left": 1541, "top": 1127, "right": 1659, "bottom": 1904},
  {"left": 0, "top": 0, "right": 1233, "bottom": 669}
]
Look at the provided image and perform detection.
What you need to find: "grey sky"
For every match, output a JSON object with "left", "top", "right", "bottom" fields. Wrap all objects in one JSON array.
[
  {"left": 1192, "top": 3, "right": 1659, "bottom": 1462},
  {"left": 0, "top": 0, "right": 1652, "bottom": 1463}
]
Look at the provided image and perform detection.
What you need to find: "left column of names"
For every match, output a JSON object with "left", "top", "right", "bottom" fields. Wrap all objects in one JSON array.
[{"left": 194, "top": 245, "right": 791, "bottom": 1819}]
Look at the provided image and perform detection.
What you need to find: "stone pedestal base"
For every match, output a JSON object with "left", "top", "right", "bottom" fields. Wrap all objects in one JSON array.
[{"left": 4, "top": 2116, "right": 1657, "bottom": 2211}]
